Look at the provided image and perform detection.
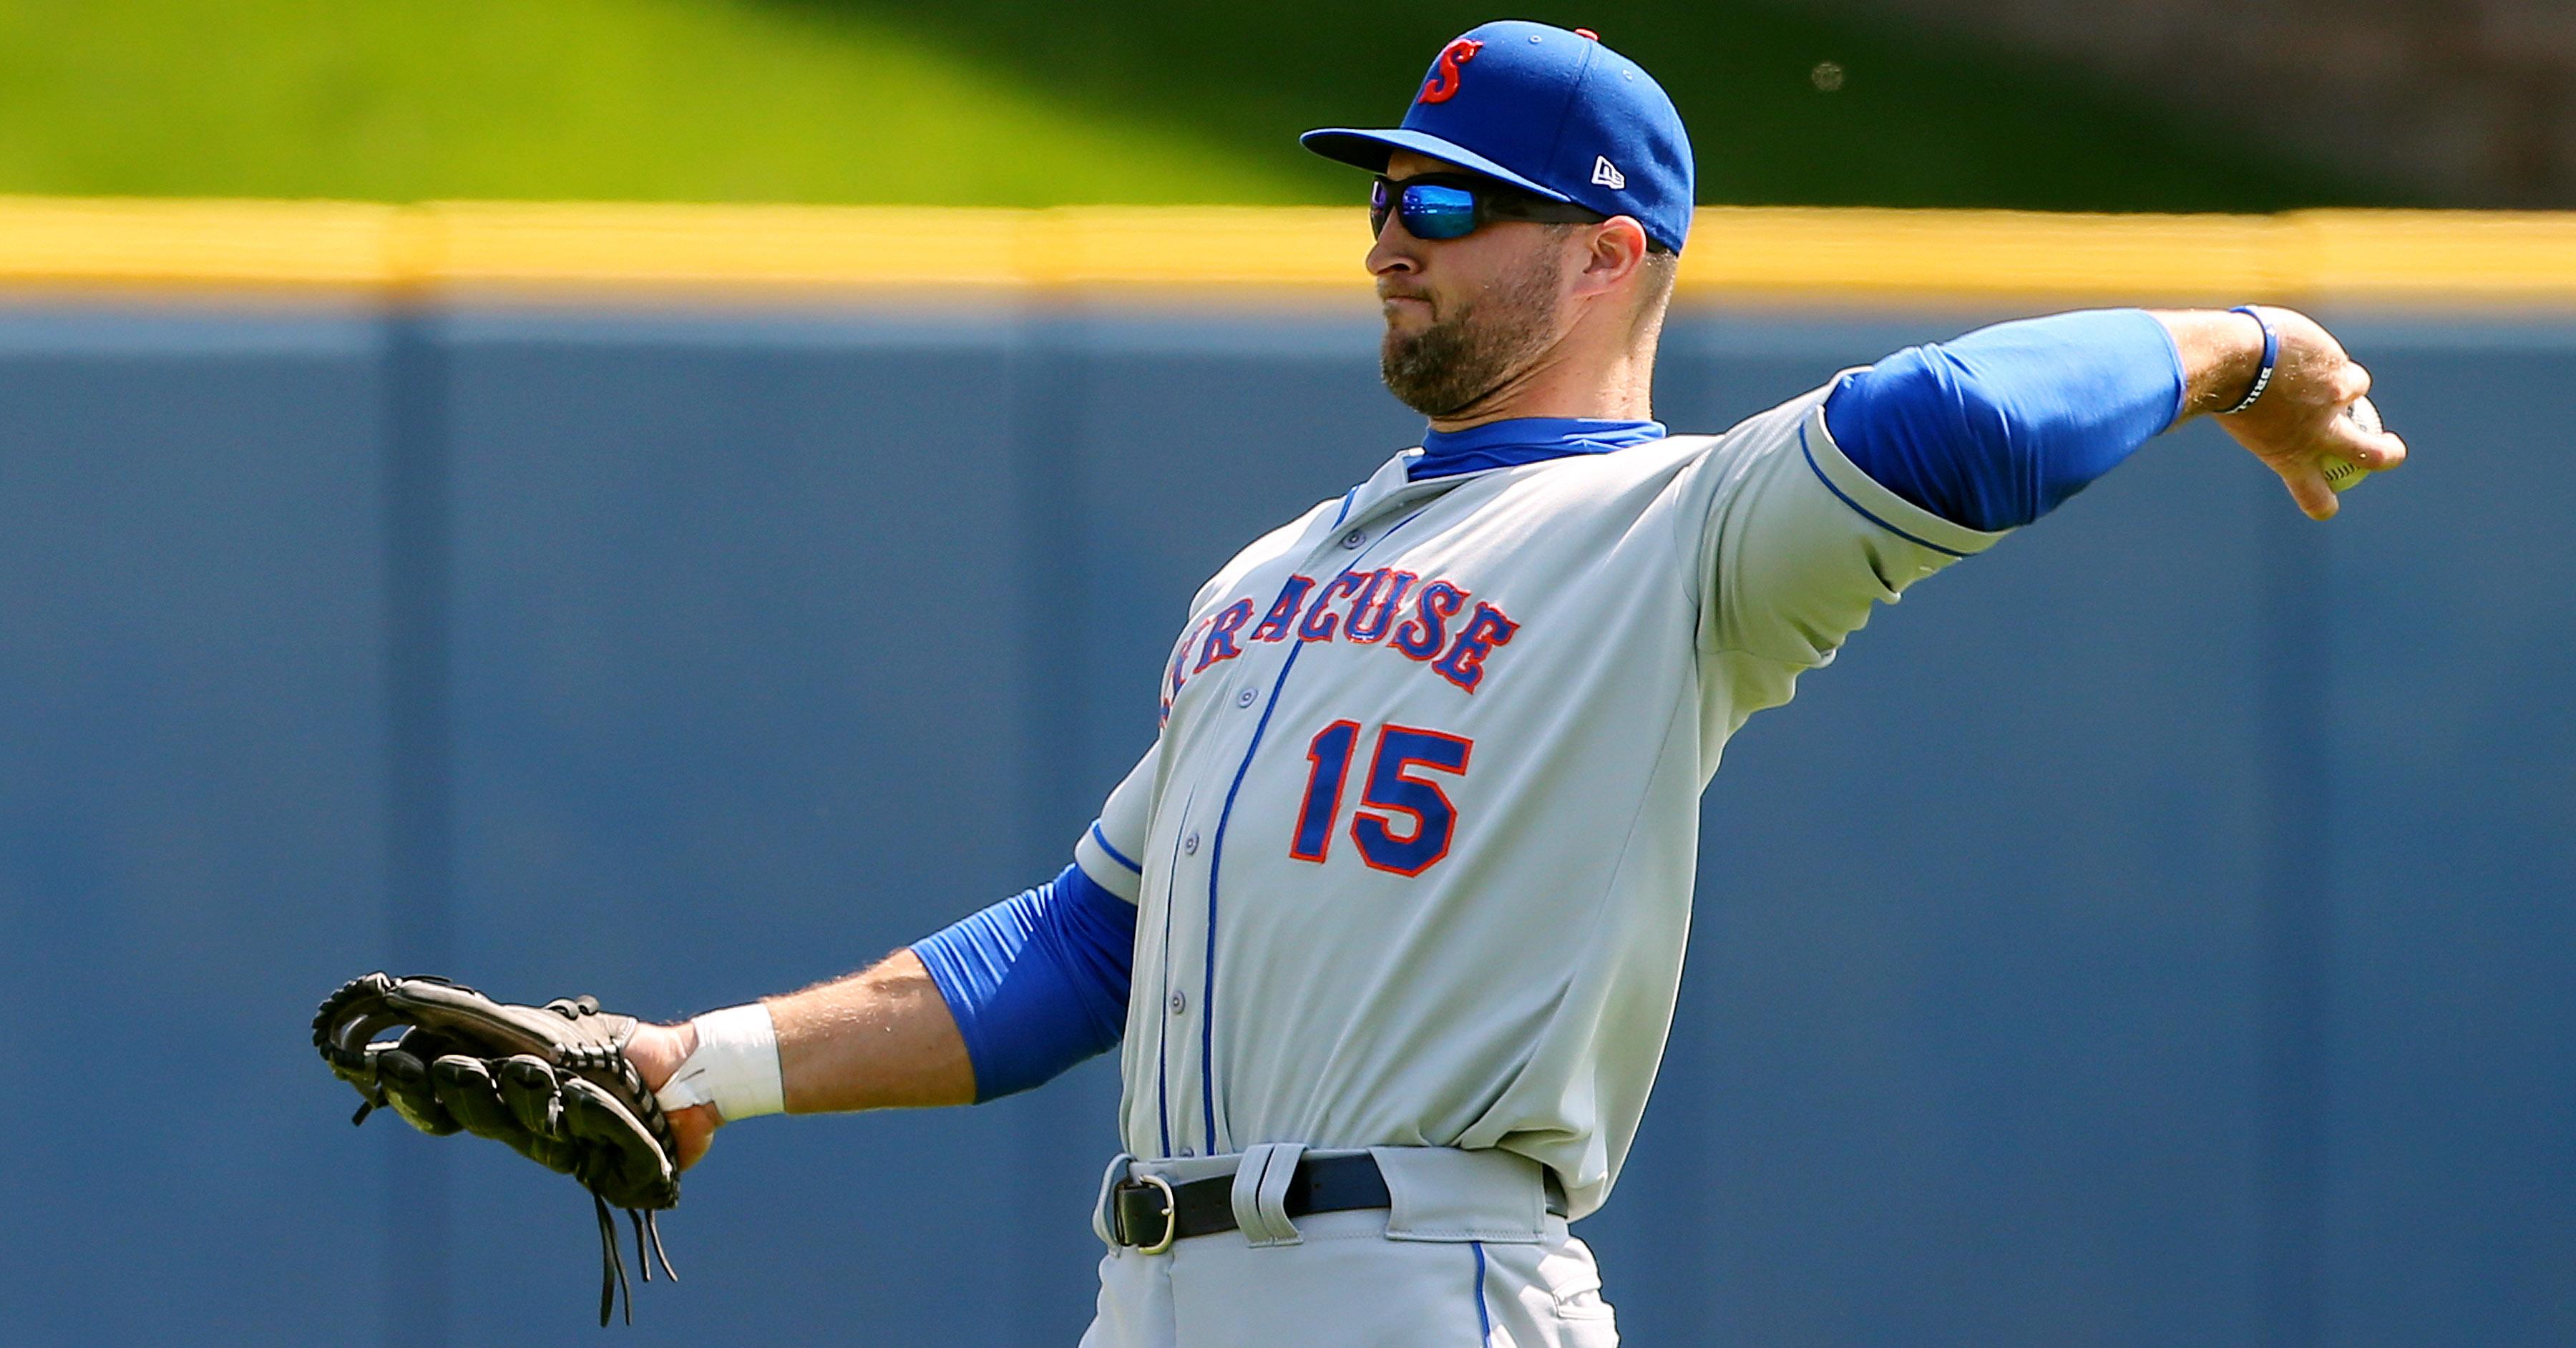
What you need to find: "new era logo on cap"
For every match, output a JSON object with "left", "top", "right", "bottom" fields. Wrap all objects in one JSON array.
[{"left": 1591, "top": 156, "right": 1625, "bottom": 190}]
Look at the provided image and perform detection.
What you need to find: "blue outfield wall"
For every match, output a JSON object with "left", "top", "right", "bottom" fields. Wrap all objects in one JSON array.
[{"left": 0, "top": 300, "right": 2567, "bottom": 1347}]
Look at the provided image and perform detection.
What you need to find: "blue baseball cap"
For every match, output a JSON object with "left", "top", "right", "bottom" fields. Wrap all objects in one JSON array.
[{"left": 1302, "top": 21, "right": 1695, "bottom": 253}]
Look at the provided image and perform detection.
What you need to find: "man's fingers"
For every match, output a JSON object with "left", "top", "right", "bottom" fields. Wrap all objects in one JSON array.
[
  {"left": 2279, "top": 464, "right": 2341, "bottom": 520},
  {"left": 667, "top": 1106, "right": 716, "bottom": 1172},
  {"left": 2335, "top": 359, "right": 2373, "bottom": 404},
  {"left": 2331, "top": 415, "right": 2409, "bottom": 472},
  {"left": 622, "top": 1020, "right": 694, "bottom": 1095}
]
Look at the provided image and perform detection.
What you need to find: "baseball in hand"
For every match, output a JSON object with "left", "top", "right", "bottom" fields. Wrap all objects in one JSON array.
[{"left": 2321, "top": 395, "right": 2382, "bottom": 493}]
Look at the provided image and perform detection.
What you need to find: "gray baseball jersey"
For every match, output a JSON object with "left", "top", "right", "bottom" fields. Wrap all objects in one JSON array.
[{"left": 1070, "top": 378, "right": 2003, "bottom": 1219}]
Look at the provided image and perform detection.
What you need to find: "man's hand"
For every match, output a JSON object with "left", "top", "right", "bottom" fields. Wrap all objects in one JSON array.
[
  {"left": 624, "top": 1021, "right": 719, "bottom": 1171},
  {"left": 2162, "top": 306, "right": 2409, "bottom": 520}
]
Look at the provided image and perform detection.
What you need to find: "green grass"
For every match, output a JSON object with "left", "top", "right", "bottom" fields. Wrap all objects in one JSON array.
[
  {"left": 0, "top": 0, "right": 2396, "bottom": 210},
  {"left": 0, "top": 0, "right": 1292, "bottom": 204}
]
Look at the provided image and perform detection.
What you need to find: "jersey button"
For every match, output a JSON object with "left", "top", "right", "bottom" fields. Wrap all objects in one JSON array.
[
  {"left": 1234, "top": 688, "right": 1257, "bottom": 708},
  {"left": 1178, "top": 1146, "right": 1195, "bottom": 1157},
  {"left": 1168, "top": 991, "right": 1187, "bottom": 1015},
  {"left": 1340, "top": 529, "right": 1367, "bottom": 550},
  {"left": 1183, "top": 831, "right": 1200, "bottom": 854}
]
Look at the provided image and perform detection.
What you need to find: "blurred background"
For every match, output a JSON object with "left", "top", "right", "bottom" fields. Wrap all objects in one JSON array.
[
  {"left": 13, "top": 0, "right": 2567, "bottom": 209},
  {"left": 0, "top": 2, "right": 2571, "bottom": 1346}
]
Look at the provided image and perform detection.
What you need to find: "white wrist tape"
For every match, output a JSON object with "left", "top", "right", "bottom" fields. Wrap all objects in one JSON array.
[{"left": 653, "top": 1002, "right": 784, "bottom": 1121}]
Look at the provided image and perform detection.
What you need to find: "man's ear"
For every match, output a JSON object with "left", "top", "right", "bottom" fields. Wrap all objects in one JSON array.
[{"left": 1572, "top": 217, "right": 1651, "bottom": 297}]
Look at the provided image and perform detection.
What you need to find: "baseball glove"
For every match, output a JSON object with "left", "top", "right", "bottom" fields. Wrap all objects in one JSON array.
[{"left": 313, "top": 972, "right": 680, "bottom": 1325}]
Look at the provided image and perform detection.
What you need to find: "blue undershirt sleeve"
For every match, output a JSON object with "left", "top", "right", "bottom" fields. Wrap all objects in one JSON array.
[
  {"left": 1822, "top": 308, "right": 2188, "bottom": 532},
  {"left": 910, "top": 863, "right": 1137, "bottom": 1103}
]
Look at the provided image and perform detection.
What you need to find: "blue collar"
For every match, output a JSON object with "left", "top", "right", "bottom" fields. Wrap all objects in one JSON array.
[{"left": 1408, "top": 416, "right": 1668, "bottom": 482}]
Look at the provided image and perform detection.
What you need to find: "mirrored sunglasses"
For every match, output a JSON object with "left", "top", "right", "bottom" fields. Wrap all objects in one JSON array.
[{"left": 1369, "top": 172, "right": 1609, "bottom": 242}]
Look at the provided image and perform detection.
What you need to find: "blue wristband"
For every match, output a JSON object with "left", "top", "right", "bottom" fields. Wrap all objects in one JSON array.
[{"left": 2223, "top": 305, "right": 2278, "bottom": 415}]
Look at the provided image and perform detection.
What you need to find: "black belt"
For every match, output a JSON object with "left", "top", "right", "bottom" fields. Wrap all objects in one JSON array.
[{"left": 1109, "top": 1153, "right": 1566, "bottom": 1251}]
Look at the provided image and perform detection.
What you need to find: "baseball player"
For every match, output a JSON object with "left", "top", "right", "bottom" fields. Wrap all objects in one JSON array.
[{"left": 619, "top": 20, "right": 2405, "bottom": 1345}]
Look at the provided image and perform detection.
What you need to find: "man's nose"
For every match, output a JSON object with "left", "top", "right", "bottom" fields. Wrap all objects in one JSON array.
[{"left": 1367, "top": 213, "right": 1419, "bottom": 275}]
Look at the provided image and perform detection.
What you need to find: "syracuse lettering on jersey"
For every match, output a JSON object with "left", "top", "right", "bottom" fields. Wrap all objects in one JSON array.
[{"left": 1163, "top": 567, "right": 1520, "bottom": 722}]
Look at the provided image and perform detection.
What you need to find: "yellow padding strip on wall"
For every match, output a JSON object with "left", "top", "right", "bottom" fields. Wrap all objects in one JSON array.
[{"left": 0, "top": 197, "right": 2570, "bottom": 304}]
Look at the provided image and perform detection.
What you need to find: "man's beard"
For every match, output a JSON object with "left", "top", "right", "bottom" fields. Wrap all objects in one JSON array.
[{"left": 1378, "top": 259, "right": 1561, "bottom": 418}]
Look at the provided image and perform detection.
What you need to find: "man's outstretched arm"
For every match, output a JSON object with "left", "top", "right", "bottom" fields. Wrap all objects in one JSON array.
[
  {"left": 1825, "top": 305, "right": 2407, "bottom": 529},
  {"left": 623, "top": 861, "right": 1139, "bottom": 1170}
]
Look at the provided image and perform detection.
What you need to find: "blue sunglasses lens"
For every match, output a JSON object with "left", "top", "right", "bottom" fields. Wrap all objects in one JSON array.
[
  {"left": 1398, "top": 184, "right": 1479, "bottom": 239},
  {"left": 1370, "top": 180, "right": 1480, "bottom": 240}
]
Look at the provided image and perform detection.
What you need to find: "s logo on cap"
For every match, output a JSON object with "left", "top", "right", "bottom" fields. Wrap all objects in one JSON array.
[
  {"left": 1418, "top": 37, "right": 1483, "bottom": 104},
  {"left": 1303, "top": 20, "right": 1697, "bottom": 253}
]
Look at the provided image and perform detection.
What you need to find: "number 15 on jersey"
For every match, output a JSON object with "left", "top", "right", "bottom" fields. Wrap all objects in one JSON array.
[{"left": 1289, "top": 721, "right": 1473, "bottom": 877}]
